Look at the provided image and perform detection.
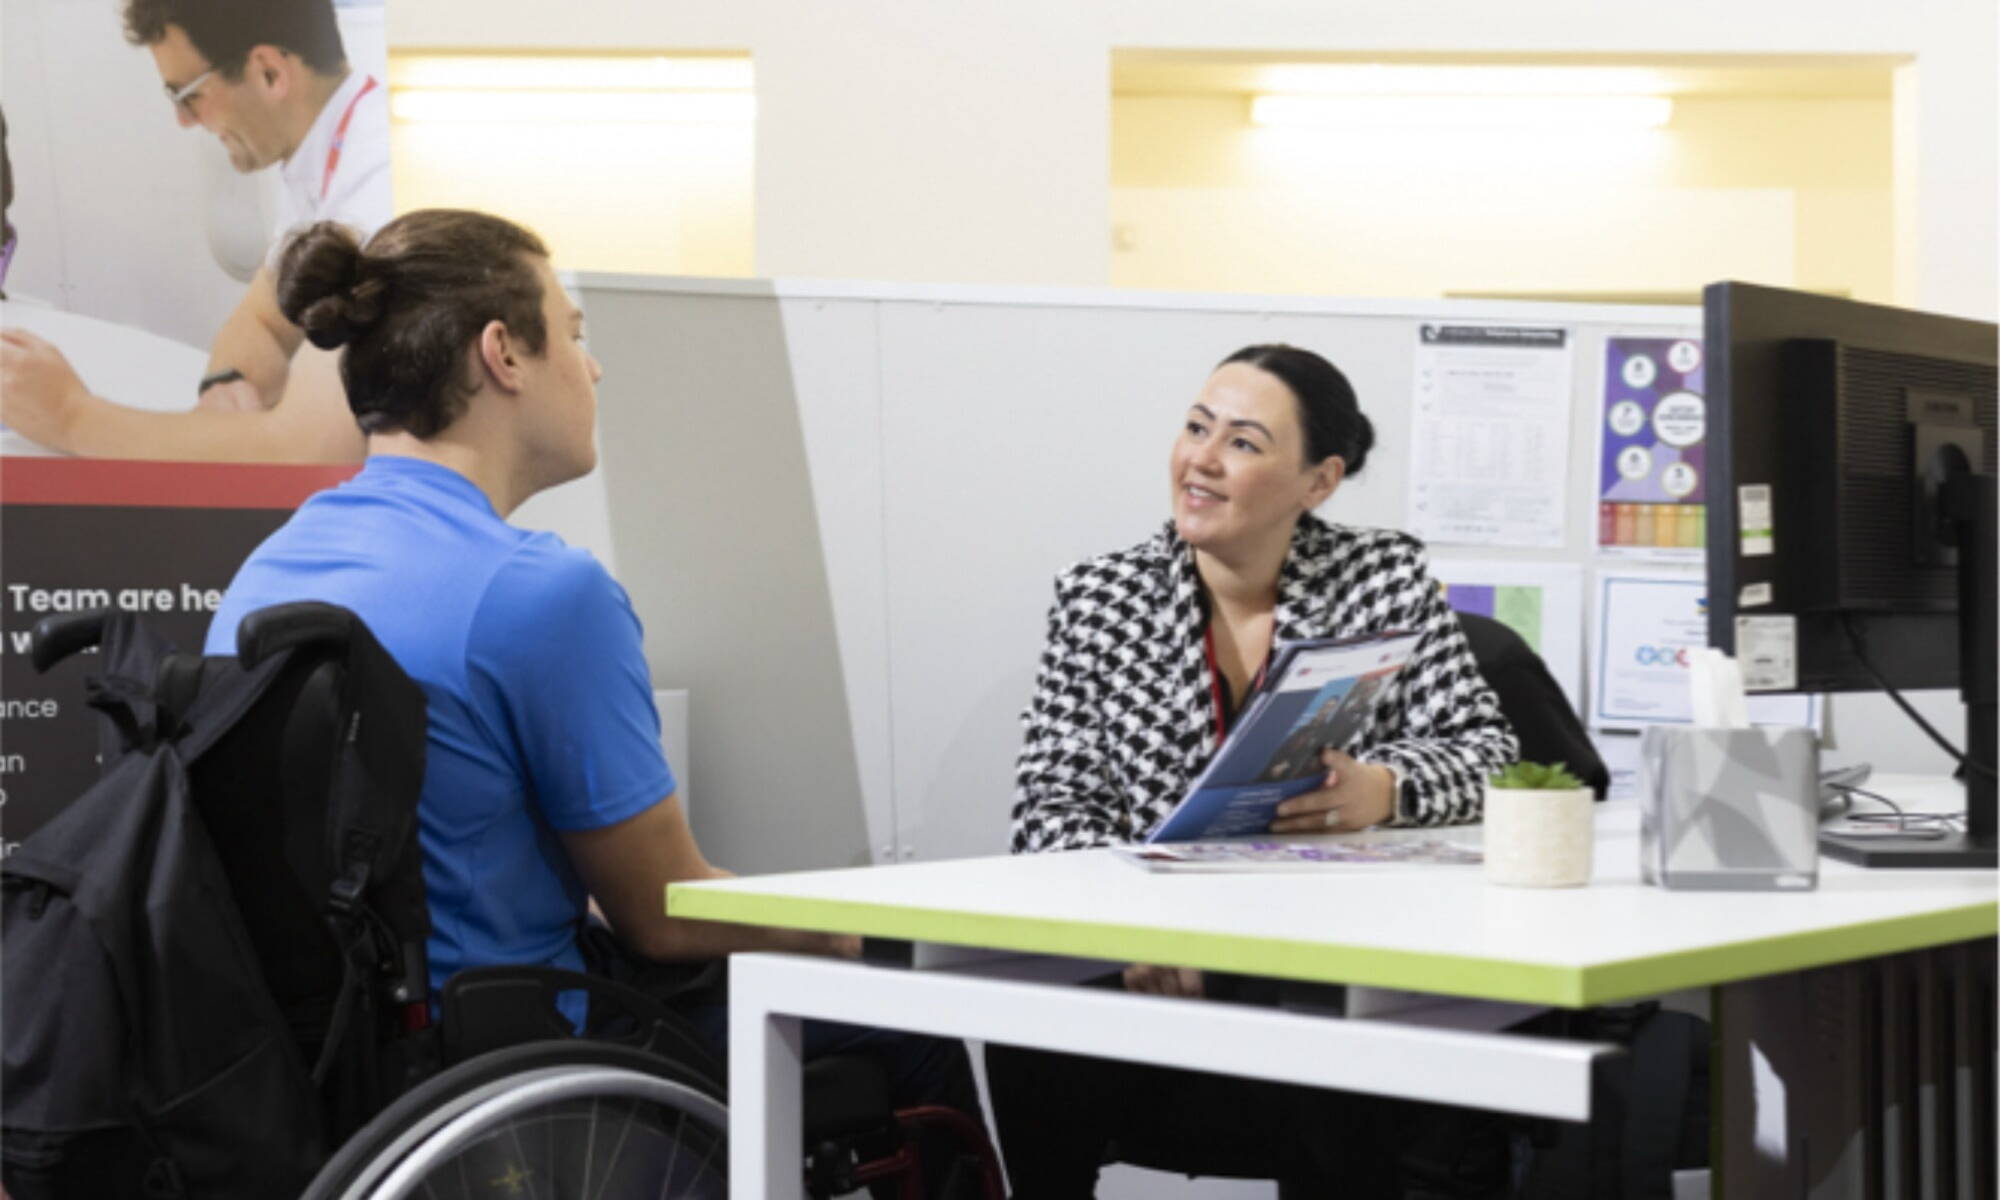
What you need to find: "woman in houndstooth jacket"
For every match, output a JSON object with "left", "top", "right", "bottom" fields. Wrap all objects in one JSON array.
[
  {"left": 1012, "top": 345, "right": 1517, "bottom": 855},
  {"left": 990, "top": 344, "right": 1521, "bottom": 1198}
]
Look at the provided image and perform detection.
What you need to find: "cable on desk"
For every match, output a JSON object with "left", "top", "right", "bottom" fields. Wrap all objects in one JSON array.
[{"left": 1826, "top": 782, "right": 1967, "bottom": 841}]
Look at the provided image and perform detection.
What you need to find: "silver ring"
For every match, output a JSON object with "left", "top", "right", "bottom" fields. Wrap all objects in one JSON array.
[{"left": 1323, "top": 809, "right": 1341, "bottom": 829}]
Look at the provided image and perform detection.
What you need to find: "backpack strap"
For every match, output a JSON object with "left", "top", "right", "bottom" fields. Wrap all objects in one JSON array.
[
  {"left": 34, "top": 610, "right": 179, "bottom": 759},
  {"left": 237, "top": 604, "right": 425, "bottom": 918}
]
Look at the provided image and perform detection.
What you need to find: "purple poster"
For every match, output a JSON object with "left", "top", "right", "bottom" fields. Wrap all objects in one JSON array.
[{"left": 1597, "top": 336, "right": 1705, "bottom": 555}]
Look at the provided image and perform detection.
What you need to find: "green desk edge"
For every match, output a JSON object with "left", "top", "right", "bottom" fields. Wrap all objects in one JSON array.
[{"left": 668, "top": 884, "right": 1996, "bottom": 1009}]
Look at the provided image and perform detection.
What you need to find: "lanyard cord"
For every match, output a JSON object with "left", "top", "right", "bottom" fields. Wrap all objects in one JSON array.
[
  {"left": 321, "top": 75, "right": 378, "bottom": 202},
  {"left": 1203, "top": 622, "right": 1270, "bottom": 742}
]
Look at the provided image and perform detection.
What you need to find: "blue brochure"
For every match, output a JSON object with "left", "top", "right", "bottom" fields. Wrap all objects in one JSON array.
[{"left": 1147, "top": 631, "right": 1422, "bottom": 843}]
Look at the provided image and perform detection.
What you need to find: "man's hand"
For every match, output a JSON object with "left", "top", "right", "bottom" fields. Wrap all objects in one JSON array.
[
  {"left": 1268, "top": 748, "right": 1396, "bottom": 833},
  {"left": 1123, "top": 963, "right": 1204, "bottom": 997},
  {"left": 0, "top": 329, "right": 95, "bottom": 451}
]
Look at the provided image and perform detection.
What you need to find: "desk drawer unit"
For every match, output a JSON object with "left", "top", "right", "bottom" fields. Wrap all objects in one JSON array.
[{"left": 1719, "top": 938, "right": 1997, "bottom": 1200}]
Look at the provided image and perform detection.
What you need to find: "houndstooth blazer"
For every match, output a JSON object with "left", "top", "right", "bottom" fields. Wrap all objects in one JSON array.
[{"left": 1010, "top": 514, "right": 1519, "bottom": 853}]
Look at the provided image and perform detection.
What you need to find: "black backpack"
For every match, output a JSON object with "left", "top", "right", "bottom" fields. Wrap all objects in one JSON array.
[{"left": 1, "top": 604, "right": 432, "bottom": 1199}]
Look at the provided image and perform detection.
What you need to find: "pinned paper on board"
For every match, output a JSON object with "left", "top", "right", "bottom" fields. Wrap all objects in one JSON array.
[
  {"left": 1591, "top": 570, "right": 1820, "bottom": 732},
  {"left": 1430, "top": 558, "right": 1585, "bottom": 711},
  {"left": 1406, "top": 323, "right": 1573, "bottom": 550}
]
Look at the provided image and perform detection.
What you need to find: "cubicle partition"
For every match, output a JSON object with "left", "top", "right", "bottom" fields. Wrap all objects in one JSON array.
[{"left": 552, "top": 275, "right": 1965, "bottom": 875}]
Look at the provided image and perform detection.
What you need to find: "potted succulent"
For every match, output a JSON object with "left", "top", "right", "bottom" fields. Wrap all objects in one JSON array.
[{"left": 1483, "top": 762, "right": 1594, "bottom": 887}]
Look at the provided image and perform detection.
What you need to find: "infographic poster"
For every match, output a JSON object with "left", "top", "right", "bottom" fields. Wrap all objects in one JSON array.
[{"left": 1597, "top": 335, "right": 1705, "bottom": 558}]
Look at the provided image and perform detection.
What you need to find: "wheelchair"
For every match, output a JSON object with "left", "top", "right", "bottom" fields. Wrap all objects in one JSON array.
[{"left": 21, "top": 603, "right": 1002, "bottom": 1200}]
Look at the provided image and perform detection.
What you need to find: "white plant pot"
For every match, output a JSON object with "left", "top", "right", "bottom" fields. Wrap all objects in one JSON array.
[{"left": 1482, "top": 786, "right": 1594, "bottom": 887}]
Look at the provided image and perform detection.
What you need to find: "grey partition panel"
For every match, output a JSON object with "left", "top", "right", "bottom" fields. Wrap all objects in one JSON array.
[{"left": 584, "top": 285, "right": 872, "bottom": 874}]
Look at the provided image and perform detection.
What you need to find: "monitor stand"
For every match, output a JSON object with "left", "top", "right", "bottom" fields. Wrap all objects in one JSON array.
[
  {"left": 1821, "top": 829, "right": 1996, "bottom": 869},
  {"left": 1826, "top": 471, "right": 1995, "bottom": 869}
]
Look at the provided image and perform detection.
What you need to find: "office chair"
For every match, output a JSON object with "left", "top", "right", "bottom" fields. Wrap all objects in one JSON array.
[{"left": 1455, "top": 611, "right": 1609, "bottom": 798}]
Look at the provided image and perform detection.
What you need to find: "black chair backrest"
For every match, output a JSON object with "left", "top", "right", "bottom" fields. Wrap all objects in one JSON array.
[{"left": 1455, "top": 611, "right": 1611, "bottom": 799}]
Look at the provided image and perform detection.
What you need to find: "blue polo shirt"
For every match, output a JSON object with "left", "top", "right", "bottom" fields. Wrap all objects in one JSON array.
[{"left": 207, "top": 455, "right": 675, "bottom": 1024}]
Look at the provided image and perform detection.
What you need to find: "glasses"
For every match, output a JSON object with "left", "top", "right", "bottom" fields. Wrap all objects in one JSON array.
[{"left": 164, "top": 68, "right": 215, "bottom": 114}]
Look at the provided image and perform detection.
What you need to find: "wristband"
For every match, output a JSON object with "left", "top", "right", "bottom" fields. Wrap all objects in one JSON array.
[{"left": 197, "top": 368, "right": 245, "bottom": 397}]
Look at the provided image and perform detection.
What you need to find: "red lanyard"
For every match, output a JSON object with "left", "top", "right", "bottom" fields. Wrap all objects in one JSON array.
[
  {"left": 321, "top": 75, "right": 378, "bottom": 202},
  {"left": 1203, "top": 623, "right": 1268, "bottom": 742}
]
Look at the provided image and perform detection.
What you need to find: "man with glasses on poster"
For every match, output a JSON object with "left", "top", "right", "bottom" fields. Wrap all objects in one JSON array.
[{"left": 0, "top": 0, "right": 388, "bottom": 462}]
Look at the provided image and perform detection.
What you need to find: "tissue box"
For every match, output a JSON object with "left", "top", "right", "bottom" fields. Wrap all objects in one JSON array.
[{"left": 1639, "top": 726, "right": 1819, "bottom": 891}]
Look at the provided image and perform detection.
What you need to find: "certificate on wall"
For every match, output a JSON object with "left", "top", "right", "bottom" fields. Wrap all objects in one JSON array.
[
  {"left": 1591, "top": 570, "right": 1820, "bottom": 732},
  {"left": 1429, "top": 558, "right": 1585, "bottom": 711},
  {"left": 1406, "top": 324, "right": 1573, "bottom": 550},
  {"left": 1596, "top": 335, "right": 1707, "bottom": 559}
]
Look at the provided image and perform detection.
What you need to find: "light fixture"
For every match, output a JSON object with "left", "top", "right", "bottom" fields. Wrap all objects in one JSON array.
[
  {"left": 1253, "top": 64, "right": 1674, "bottom": 98},
  {"left": 1250, "top": 94, "right": 1673, "bottom": 131}
]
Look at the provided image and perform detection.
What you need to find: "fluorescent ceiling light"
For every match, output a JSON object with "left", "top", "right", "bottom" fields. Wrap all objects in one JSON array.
[
  {"left": 1254, "top": 65, "right": 1673, "bottom": 97},
  {"left": 391, "top": 55, "right": 753, "bottom": 92},
  {"left": 392, "top": 89, "right": 756, "bottom": 124},
  {"left": 1251, "top": 94, "right": 1673, "bottom": 130}
]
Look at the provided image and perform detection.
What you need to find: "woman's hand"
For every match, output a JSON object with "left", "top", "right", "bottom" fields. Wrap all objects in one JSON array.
[
  {"left": 1123, "top": 963, "right": 1204, "bottom": 997},
  {"left": 1268, "top": 748, "right": 1396, "bottom": 833}
]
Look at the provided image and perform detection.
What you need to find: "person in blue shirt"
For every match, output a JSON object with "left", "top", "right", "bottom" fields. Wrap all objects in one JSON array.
[{"left": 207, "top": 211, "right": 978, "bottom": 1172}]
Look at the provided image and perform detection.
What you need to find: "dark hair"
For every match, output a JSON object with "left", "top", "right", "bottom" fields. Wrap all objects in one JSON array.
[
  {"left": 124, "top": 0, "right": 345, "bottom": 78},
  {"left": 1217, "top": 344, "right": 1374, "bottom": 474},
  {"left": 276, "top": 211, "right": 552, "bottom": 439}
]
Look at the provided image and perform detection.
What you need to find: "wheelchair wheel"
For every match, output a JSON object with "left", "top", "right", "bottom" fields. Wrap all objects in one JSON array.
[{"left": 303, "top": 1040, "right": 728, "bottom": 1200}]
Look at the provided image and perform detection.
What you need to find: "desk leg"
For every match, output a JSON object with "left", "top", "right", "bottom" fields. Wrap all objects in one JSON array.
[{"left": 729, "top": 968, "right": 805, "bottom": 1200}]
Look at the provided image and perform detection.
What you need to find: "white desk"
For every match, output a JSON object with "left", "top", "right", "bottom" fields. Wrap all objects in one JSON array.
[{"left": 671, "top": 776, "right": 1996, "bottom": 1198}]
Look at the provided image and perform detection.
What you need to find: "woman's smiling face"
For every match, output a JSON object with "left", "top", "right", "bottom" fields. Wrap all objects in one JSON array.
[{"left": 1169, "top": 362, "right": 1343, "bottom": 555}]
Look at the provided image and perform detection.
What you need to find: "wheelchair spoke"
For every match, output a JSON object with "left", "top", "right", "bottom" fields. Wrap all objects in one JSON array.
[
  {"left": 582, "top": 1094, "right": 602, "bottom": 1198},
  {"left": 589, "top": 1097, "right": 639, "bottom": 1200},
  {"left": 500, "top": 1110, "right": 536, "bottom": 1200},
  {"left": 655, "top": 1106, "right": 682, "bottom": 1200}
]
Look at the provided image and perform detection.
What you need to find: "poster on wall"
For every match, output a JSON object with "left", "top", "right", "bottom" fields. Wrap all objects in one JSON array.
[
  {"left": 1406, "top": 323, "right": 1573, "bottom": 550},
  {"left": 1590, "top": 569, "right": 1820, "bottom": 733},
  {"left": 0, "top": 0, "right": 389, "bottom": 847},
  {"left": 3, "top": 0, "right": 390, "bottom": 456},
  {"left": 1596, "top": 334, "right": 1706, "bottom": 558},
  {"left": 1429, "top": 558, "right": 1585, "bottom": 711},
  {"left": 0, "top": 462, "right": 358, "bottom": 851}
]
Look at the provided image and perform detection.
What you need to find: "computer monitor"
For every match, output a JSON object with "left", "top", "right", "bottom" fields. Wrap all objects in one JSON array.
[{"left": 1703, "top": 281, "right": 1995, "bottom": 868}]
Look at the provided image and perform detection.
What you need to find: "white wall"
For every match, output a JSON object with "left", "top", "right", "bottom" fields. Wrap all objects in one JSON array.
[
  {"left": 388, "top": 0, "right": 1996, "bottom": 318},
  {"left": 390, "top": 94, "right": 755, "bottom": 279}
]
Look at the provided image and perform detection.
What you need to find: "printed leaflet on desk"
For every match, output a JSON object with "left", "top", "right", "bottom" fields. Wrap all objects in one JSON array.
[{"left": 1116, "top": 839, "right": 1482, "bottom": 874}]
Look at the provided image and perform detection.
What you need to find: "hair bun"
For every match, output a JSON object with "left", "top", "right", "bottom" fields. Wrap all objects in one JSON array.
[
  {"left": 275, "top": 221, "right": 383, "bottom": 350},
  {"left": 1344, "top": 410, "right": 1375, "bottom": 475}
]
